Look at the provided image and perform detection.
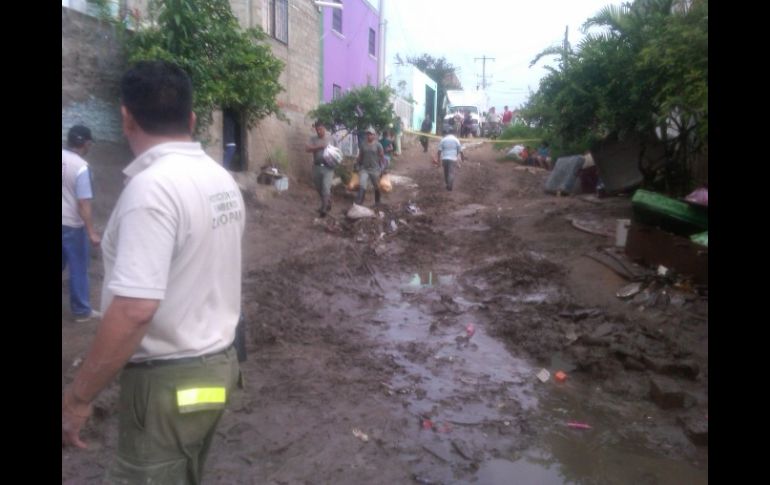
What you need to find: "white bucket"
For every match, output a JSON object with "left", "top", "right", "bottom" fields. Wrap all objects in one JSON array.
[{"left": 615, "top": 219, "right": 631, "bottom": 247}]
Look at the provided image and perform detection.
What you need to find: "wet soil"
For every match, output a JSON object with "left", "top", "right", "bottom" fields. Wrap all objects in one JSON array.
[{"left": 62, "top": 136, "right": 707, "bottom": 484}]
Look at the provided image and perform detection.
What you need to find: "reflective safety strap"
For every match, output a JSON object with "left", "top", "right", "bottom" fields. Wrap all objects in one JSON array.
[{"left": 176, "top": 387, "right": 227, "bottom": 413}]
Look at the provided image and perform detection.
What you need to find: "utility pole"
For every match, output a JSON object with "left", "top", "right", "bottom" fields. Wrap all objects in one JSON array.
[
  {"left": 561, "top": 26, "right": 571, "bottom": 69},
  {"left": 378, "top": 0, "right": 386, "bottom": 86},
  {"left": 474, "top": 55, "right": 495, "bottom": 90}
]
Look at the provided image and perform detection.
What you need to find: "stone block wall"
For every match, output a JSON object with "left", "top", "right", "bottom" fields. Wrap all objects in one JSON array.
[
  {"left": 62, "top": 7, "right": 126, "bottom": 144},
  {"left": 63, "top": 1, "right": 322, "bottom": 185}
]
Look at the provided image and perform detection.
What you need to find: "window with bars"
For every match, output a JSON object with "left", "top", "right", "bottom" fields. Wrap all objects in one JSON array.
[
  {"left": 268, "top": 0, "right": 289, "bottom": 44},
  {"left": 332, "top": 1, "right": 342, "bottom": 33},
  {"left": 368, "top": 28, "right": 376, "bottom": 56},
  {"left": 333, "top": 84, "right": 342, "bottom": 100}
]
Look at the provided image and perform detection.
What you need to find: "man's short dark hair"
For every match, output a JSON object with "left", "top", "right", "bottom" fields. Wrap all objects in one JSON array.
[
  {"left": 67, "top": 125, "right": 93, "bottom": 148},
  {"left": 121, "top": 60, "right": 193, "bottom": 136}
]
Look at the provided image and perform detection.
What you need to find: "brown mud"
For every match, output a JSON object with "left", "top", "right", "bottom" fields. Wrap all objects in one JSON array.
[{"left": 63, "top": 136, "right": 707, "bottom": 484}]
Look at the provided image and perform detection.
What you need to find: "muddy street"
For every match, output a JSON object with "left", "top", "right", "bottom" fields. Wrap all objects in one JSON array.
[{"left": 62, "top": 137, "right": 708, "bottom": 484}]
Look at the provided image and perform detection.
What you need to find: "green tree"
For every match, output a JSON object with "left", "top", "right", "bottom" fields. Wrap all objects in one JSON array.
[
  {"left": 523, "top": 0, "right": 707, "bottom": 193},
  {"left": 309, "top": 85, "right": 396, "bottom": 134},
  {"left": 120, "top": 0, "right": 285, "bottom": 136},
  {"left": 406, "top": 54, "right": 463, "bottom": 122}
]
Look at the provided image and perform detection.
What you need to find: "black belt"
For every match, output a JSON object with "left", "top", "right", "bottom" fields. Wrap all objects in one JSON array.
[{"left": 125, "top": 344, "right": 234, "bottom": 369}]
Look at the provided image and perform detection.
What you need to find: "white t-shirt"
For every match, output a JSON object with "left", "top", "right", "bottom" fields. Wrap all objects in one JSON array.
[
  {"left": 438, "top": 135, "right": 463, "bottom": 161},
  {"left": 62, "top": 149, "right": 94, "bottom": 227},
  {"left": 100, "top": 142, "right": 245, "bottom": 362}
]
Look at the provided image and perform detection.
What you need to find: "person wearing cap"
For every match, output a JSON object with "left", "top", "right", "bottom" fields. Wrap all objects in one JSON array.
[
  {"left": 62, "top": 124, "right": 101, "bottom": 322},
  {"left": 305, "top": 120, "right": 338, "bottom": 216},
  {"left": 355, "top": 126, "right": 385, "bottom": 206},
  {"left": 61, "top": 61, "right": 244, "bottom": 485},
  {"left": 435, "top": 127, "right": 465, "bottom": 191}
]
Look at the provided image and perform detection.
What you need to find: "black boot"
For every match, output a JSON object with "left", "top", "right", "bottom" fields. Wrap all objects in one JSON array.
[{"left": 374, "top": 189, "right": 381, "bottom": 206}]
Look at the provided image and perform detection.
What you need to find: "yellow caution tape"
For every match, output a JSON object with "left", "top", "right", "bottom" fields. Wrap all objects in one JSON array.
[
  {"left": 177, "top": 387, "right": 226, "bottom": 412},
  {"left": 403, "top": 129, "right": 540, "bottom": 145}
]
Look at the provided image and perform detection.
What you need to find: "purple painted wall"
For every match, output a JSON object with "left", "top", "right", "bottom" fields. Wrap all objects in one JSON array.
[{"left": 322, "top": 0, "right": 380, "bottom": 102}]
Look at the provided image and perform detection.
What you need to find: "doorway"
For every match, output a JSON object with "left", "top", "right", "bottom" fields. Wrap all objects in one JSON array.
[
  {"left": 424, "top": 85, "right": 436, "bottom": 132},
  {"left": 222, "top": 109, "right": 244, "bottom": 171}
]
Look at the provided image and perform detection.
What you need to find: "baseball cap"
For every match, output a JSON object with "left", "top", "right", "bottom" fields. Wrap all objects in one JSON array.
[
  {"left": 68, "top": 125, "right": 93, "bottom": 147},
  {"left": 365, "top": 126, "right": 376, "bottom": 134}
]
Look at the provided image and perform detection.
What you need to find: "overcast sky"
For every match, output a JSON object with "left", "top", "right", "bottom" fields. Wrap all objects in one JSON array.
[{"left": 383, "top": 0, "right": 617, "bottom": 111}]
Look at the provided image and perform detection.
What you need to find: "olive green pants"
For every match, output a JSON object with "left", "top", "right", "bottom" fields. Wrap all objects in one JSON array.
[{"left": 104, "top": 347, "right": 239, "bottom": 485}]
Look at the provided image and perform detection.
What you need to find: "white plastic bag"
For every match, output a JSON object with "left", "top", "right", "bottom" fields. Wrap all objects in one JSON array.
[
  {"left": 347, "top": 203, "right": 375, "bottom": 219},
  {"left": 322, "top": 145, "right": 343, "bottom": 168}
]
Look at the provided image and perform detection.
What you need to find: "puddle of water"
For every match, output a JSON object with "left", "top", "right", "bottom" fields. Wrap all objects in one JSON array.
[
  {"left": 372, "top": 277, "right": 540, "bottom": 420},
  {"left": 477, "top": 439, "right": 707, "bottom": 485},
  {"left": 477, "top": 457, "right": 565, "bottom": 485},
  {"left": 402, "top": 270, "right": 456, "bottom": 292},
  {"left": 373, "top": 273, "right": 707, "bottom": 484}
]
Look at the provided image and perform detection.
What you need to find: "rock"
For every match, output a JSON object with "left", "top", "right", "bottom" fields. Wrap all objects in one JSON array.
[
  {"left": 451, "top": 440, "right": 474, "bottom": 460},
  {"left": 642, "top": 356, "right": 700, "bottom": 380},
  {"left": 617, "top": 282, "right": 643, "bottom": 299},
  {"left": 677, "top": 411, "right": 708, "bottom": 446},
  {"left": 662, "top": 359, "right": 700, "bottom": 380},
  {"left": 592, "top": 322, "right": 615, "bottom": 338},
  {"left": 649, "top": 376, "right": 686, "bottom": 409}
]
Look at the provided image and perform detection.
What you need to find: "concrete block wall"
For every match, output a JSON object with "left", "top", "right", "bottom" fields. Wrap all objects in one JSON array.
[
  {"left": 63, "top": 1, "right": 322, "bottom": 185},
  {"left": 62, "top": 7, "right": 126, "bottom": 144}
]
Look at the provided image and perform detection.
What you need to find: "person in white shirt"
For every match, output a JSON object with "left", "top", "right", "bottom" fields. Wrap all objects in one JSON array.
[
  {"left": 435, "top": 128, "right": 465, "bottom": 191},
  {"left": 62, "top": 61, "right": 244, "bottom": 485},
  {"left": 62, "top": 124, "right": 101, "bottom": 322}
]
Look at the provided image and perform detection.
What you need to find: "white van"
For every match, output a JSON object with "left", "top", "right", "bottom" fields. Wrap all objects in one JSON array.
[{"left": 442, "top": 90, "right": 489, "bottom": 137}]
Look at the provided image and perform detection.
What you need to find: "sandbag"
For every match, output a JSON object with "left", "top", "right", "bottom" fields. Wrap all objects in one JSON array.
[
  {"left": 347, "top": 172, "right": 360, "bottom": 190},
  {"left": 379, "top": 173, "right": 393, "bottom": 192}
]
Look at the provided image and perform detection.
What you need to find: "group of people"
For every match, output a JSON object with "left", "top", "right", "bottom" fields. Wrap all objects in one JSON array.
[
  {"left": 306, "top": 123, "right": 401, "bottom": 216},
  {"left": 62, "top": 61, "right": 245, "bottom": 484},
  {"left": 486, "top": 106, "right": 514, "bottom": 126},
  {"left": 517, "top": 142, "right": 552, "bottom": 170}
]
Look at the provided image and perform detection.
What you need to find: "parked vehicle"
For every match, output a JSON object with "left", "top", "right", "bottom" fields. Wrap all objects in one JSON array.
[{"left": 442, "top": 90, "right": 489, "bottom": 137}]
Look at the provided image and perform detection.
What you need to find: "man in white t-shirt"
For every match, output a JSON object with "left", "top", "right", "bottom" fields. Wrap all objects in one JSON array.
[
  {"left": 61, "top": 61, "right": 245, "bottom": 485},
  {"left": 435, "top": 128, "right": 465, "bottom": 191},
  {"left": 62, "top": 124, "right": 101, "bottom": 322}
]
